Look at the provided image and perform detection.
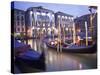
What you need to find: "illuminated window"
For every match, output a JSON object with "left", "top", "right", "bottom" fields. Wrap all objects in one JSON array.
[
  {"left": 36, "top": 12, "right": 40, "bottom": 15},
  {"left": 41, "top": 12, "right": 46, "bottom": 16},
  {"left": 62, "top": 16, "right": 64, "bottom": 18},
  {"left": 43, "top": 23, "right": 45, "bottom": 27},
  {"left": 71, "top": 17, "right": 74, "bottom": 20},
  {"left": 68, "top": 17, "right": 70, "bottom": 20},
  {"left": 37, "top": 28, "right": 40, "bottom": 30},
  {"left": 65, "top": 16, "right": 68, "bottom": 19},
  {"left": 58, "top": 15, "right": 60, "bottom": 18},
  {"left": 66, "top": 27, "right": 68, "bottom": 31},
  {"left": 47, "top": 13, "right": 50, "bottom": 17},
  {"left": 30, "top": 11, "right": 33, "bottom": 15},
  {"left": 52, "top": 14, "right": 54, "bottom": 17},
  {"left": 48, "top": 24, "right": 50, "bottom": 26}
]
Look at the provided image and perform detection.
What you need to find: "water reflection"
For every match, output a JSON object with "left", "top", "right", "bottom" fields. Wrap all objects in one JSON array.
[{"left": 24, "top": 39, "right": 97, "bottom": 71}]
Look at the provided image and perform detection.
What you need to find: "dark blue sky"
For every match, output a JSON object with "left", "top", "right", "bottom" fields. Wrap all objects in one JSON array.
[{"left": 12, "top": 1, "right": 90, "bottom": 18}]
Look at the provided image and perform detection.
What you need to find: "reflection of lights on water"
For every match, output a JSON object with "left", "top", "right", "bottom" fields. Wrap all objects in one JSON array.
[
  {"left": 43, "top": 43, "right": 47, "bottom": 49},
  {"left": 49, "top": 56, "right": 53, "bottom": 62},
  {"left": 48, "top": 52, "right": 54, "bottom": 63},
  {"left": 45, "top": 59, "right": 48, "bottom": 64},
  {"left": 78, "top": 36, "right": 80, "bottom": 40},
  {"left": 51, "top": 41, "right": 54, "bottom": 45},
  {"left": 18, "top": 40, "right": 21, "bottom": 43},
  {"left": 34, "top": 41, "right": 37, "bottom": 51},
  {"left": 28, "top": 40, "right": 33, "bottom": 48},
  {"left": 23, "top": 39, "right": 93, "bottom": 71},
  {"left": 54, "top": 41, "right": 58, "bottom": 45},
  {"left": 79, "top": 64, "right": 82, "bottom": 69}
]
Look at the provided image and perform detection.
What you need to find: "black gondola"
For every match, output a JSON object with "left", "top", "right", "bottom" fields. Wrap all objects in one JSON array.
[
  {"left": 46, "top": 41, "right": 97, "bottom": 53},
  {"left": 14, "top": 40, "right": 45, "bottom": 73}
]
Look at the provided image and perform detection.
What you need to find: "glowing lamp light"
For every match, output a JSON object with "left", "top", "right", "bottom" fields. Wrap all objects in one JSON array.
[
  {"left": 36, "top": 12, "right": 40, "bottom": 15},
  {"left": 58, "top": 15, "right": 60, "bottom": 18},
  {"left": 52, "top": 14, "right": 54, "bottom": 17},
  {"left": 37, "top": 28, "right": 40, "bottom": 30},
  {"left": 54, "top": 41, "right": 58, "bottom": 45},
  {"left": 65, "top": 16, "right": 68, "bottom": 19},
  {"left": 41, "top": 12, "right": 46, "bottom": 16},
  {"left": 47, "top": 28, "right": 51, "bottom": 32},
  {"left": 47, "top": 13, "right": 50, "bottom": 17},
  {"left": 52, "top": 26, "right": 55, "bottom": 30},
  {"left": 32, "top": 26, "right": 35, "bottom": 29},
  {"left": 77, "top": 29, "right": 81, "bottom": 32},
  {"left": 51, "top": 41, "right": 54, "bottom": 45},
  {"left": 55, "top": 38, "right": 58, "bottom": 41},
  {"left": 88, "top": 37, "right": 92, "bottom": 39},
  {"left": 78, "top": 36, "right": 80, "bottom": 40},
  {"left": 65, "top": 28, "right": 68, "bottom": 31},
  {"left": 30, "top": 11, "right": 33, "bottom": 15},
  {"left": 48, "top": 24, "right": 50, "bottom": 26},
  {"left": 62, "top": 16, "right": 64, "bottom": 18},
  {"left": 79, "top": 64, "right": 82, "bottom": 69},
  {"left": 77, "top": 36, "right": 81, "bottom": 44},
  {"left": 43, "top": 23, "right": 45, "bottom": 27},
  {"left": 71, "top": 17, "right": 74, "bottom": 20},
  {"left": 43, "top": 28, "right": 46, "bottom": 31}
]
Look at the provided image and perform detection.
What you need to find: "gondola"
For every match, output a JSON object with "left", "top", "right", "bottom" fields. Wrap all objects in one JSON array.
[
  {"left": 14, "top": 40, "right": 45, "bottom": 73},
  {"left": 46, "top": 41, "right": 97, "bottom": 53}
]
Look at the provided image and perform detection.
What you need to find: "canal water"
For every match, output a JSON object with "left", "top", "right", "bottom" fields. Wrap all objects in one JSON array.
[{"left": 24, "top": 38, "right": 97, "bottom": 72}]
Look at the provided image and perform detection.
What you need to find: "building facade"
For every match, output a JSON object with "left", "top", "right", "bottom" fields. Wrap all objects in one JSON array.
[
  {"left": 74, "top": 13, "right": 97, "bottom": 39},
  {"left": 14, "top": 9, "right": 26, "bottom": 35},
  {"left": 25, "top": 6, "right": 55, "bottom": 37},
  {"left": 55, "top": 11, "right": 74, "bottom": 28},
  {"left": 55, "top": 12, "right": 74, "bottom": 40}
]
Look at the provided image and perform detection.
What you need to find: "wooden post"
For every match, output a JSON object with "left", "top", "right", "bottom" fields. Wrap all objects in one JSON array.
[
  {"left": 73, "top": 23, "right": 76, "bottom": 44},
  {"left": 85, "top": 21, "right": 88, "bottom": 46}
]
